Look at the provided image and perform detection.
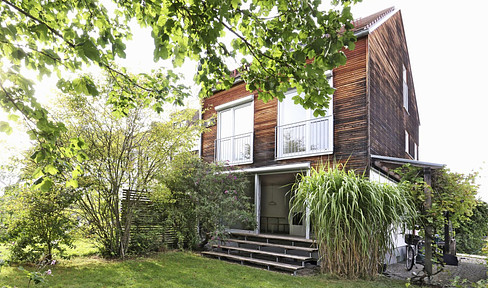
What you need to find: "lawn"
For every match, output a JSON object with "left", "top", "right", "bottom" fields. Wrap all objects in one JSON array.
[{"left": 0, "top": 251, "right": 410, "bottom": 288}]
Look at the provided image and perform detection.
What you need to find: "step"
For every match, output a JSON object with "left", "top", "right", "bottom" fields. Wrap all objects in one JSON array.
[
  {"left": 231, "top": 232, "right": 316, "bottom": 245},
  {"left": 201, "top": 251, "right": 303, "bottom": 273},
  {"left": 225, "top": 239, "right": 317, "bottom": 253},
  {"left": 213, "top": 245, "right": 312, "bottom": 264}
]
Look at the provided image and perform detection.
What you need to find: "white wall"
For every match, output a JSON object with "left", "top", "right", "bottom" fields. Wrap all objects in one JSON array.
[{"left": 370, "top": 169, "right": 407, "bottom": 264}]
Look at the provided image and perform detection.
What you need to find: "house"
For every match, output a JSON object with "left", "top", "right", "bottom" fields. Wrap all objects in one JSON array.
[{"left": 200, "top": 7, "right": 427, "bottom": 269}]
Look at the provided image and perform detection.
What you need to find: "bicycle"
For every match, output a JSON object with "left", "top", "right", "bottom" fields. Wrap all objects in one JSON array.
[
  {"left": 405, "top": 233, "right": 445, "bottom": 271},
  {"left": 405, "top": 234, "right": 423, "bottom": 271}
]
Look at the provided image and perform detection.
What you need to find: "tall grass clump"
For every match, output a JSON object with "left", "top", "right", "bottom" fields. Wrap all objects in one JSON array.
[{"left": 290, "top": 165, "right": 415, "bottom": 279}]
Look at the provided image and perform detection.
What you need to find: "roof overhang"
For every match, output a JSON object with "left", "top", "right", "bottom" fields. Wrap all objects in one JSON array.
[
  {"left": 353, "top": 7, "right": 398, "bottom": 38},
  {"left": 227, "top": 162, "right": 311, "bottom": 175},
  {"left": 371, "top": 154, "right": 445, "bottom": 170}
]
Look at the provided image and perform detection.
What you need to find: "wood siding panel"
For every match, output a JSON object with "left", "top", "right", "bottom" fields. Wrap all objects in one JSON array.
[
  {"left": 330, "top": 37, "right": 369, "bottom": 174},
  {"left": 368, "top": 11, "right": 420, "bottom": 160}
]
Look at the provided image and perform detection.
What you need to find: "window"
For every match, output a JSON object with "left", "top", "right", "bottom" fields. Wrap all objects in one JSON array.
[
  {"left": 405, "top": 130, "right": 409, "bottom": 155},
  {"left": 276, "top": 89, "right": 333, "bottom": 159},
  {"left": 215, "top": 96, "right": 253, "bottom": 164},
  {"left": 403, "top": 64, "right": 409, "bottom": 112}
]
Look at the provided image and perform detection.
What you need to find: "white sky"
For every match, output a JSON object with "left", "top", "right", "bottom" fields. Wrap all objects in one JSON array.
[{"left": 1, "top": 0, "right": 487, "bottom": 201}]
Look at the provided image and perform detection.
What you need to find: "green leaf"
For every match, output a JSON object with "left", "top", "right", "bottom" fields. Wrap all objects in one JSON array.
[
  {"left": 38, "top": 177, "right": 53, "bottom": 192},
  {"left": 0, "top": 121, "right": 13, "bottom": 135},
  {"left": 44, "top": 164, "right": 59, "bottom": 175},
  {"left": 33, "top": 167, "right": 45, "bottom": 179},
  {"left": 72, "top": 165, "right": 83, "bottom": 178},
  {"left": 81, "top": 40, "right": 100, "bottom": 62},
  {"left": 231, "top": 0, "right": 240, "bottom": 9},
  {"left": 84, "top": 77, "right": 99, "bottom": 96},
  {"left": 66, "top": 179, "right": 79, "bottom": 188},
  {"left": 7, "top": 114, "right": 20, "bottom": 122}
]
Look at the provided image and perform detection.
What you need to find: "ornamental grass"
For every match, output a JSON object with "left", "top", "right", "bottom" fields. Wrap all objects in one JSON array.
[{"left": 290, "top": 165, "right": 415, "bottom": 279}]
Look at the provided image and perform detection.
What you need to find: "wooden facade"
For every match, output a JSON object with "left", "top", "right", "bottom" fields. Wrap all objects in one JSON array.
[
  {"left": 201, "top": 9, "right": 420, "bottom": 176},
  {"left": 368, "top": 11, "right": 420, "bottom": 161}
]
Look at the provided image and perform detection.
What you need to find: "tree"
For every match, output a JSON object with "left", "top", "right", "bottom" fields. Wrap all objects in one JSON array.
[
  {"left": 52, "top": 91, "right": 205, "bottom": 258},
  {"left": 1, "top": 0, "right": 361, "bottom": 186},
  {"left": 397, "top": 166, "right": 478, "bottom": 234},
  {"left": 455, "top": 201, "right": 488, "bottom": 255},
  {"left": 396, "top": 165, "right": 478, "bottom": 280}
]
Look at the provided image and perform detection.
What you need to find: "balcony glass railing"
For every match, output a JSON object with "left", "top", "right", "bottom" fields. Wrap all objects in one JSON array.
[
  {"left": 215, "top": 132, "right": 253, "bottom": 164},
  {"left": 276, "top": 116, "right": 332, "bottom": 159}
]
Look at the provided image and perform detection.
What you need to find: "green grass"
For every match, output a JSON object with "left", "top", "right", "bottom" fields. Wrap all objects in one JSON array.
[
  {"left": 0, "top": 251, "right": 409, "bottom": 288},
  {"left": 61, "top": 238, "right": 99, "bottom": 258}
]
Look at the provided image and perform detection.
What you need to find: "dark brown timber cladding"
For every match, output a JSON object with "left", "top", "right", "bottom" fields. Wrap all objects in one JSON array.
[
  {"left": 327, "top": 37, "right": 369, "bottom": 174},
  {"left": 201, "top": 38, "right": 370, "bottom": 174},
  {"left": 368, "top": 11, "right": 420, "bottom": 160}
]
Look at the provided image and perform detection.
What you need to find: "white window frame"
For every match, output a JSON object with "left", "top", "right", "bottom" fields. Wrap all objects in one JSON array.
[
  {"left": 215, "top": 95, "right": 254, "bottom": 165},
  {"left": 403, "top": 64, "right": 409, "bottom": 113},
  {"left": 405, "top": 130, "right": 409, "bottom": 155},
  {"left": 276, "top": 86, "right": 333, "bottom": 160}
]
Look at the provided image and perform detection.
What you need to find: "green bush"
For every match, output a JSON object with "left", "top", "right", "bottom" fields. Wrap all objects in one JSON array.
[
  {"left": 0, "top": 184, "right": 76, "bottom": 262},
  {"left": 456, "top": 201, "right": 488, "bottom": 255},
  {"left": 155, "top": 155, "right": 255, "bottom": 249}
]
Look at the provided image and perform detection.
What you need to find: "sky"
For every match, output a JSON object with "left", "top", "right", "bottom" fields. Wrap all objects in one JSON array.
[{"left": 1, "top": 0, "right": 488, "bottom": 200}]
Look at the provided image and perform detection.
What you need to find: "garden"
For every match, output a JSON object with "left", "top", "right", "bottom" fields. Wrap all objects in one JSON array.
[
  {"left": 1, "top": 0, "right": 488, "bottom": 287},
  {"left": 0, "top": 90, "right": 486, "bottom": 286}
]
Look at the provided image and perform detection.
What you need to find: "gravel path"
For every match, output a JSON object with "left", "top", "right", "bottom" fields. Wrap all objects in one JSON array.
[{"left": 385, "top": 254, "right": 487, "bottom": 287}]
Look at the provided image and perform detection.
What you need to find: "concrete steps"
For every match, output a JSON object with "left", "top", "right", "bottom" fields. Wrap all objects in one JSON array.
[{"left": 202, "top": 232, "right": 318, "bottom": 275}]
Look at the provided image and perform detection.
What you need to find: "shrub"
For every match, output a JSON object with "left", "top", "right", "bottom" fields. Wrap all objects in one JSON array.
[
  {"left": 155, "top": 155, "right": 255, "bottom": 249},
  {"left": 0, "top": 184, "right": 76, "bottom": 262}
]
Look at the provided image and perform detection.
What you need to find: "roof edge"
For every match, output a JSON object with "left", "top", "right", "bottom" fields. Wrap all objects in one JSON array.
[
  {"left": 354, "top": 7, "right": 397, "bottom": 37},
  {"left": 371, "top": 154, "right": 445, "bottom": 169}
]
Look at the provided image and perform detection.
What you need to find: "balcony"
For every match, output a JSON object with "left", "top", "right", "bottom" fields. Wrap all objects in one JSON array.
[
  {"left": 215, "top": 132, "right": 253, "bottom": 164},
  {"left": 276, "top": 116, "right": 333, "bottom": 159}
]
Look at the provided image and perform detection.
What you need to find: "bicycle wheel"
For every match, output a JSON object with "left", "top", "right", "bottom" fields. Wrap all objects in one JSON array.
[{"left": 405, "top": 245, "right": 414, "bottom": 271}]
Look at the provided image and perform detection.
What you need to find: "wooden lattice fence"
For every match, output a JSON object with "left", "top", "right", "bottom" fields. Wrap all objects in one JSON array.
[{"left": 122, "top": 189, "right": 177, "bottom": 252}]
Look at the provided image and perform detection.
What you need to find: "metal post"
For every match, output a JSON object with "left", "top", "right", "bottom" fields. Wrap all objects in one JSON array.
[
  {"left": 255, "top": 174, "right": 261, "bottom": 234},
  {"left": 424, "top": 167, "right": 433, "bottom": 277}
]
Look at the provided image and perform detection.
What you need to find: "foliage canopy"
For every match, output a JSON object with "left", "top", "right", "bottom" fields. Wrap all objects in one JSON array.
[
  {"left": 396, "top": 165, "right": 478, "bottom": 232},
  {"left": 455, "top": 201, "right": 488, "bottom": 254},
  {"left": 0, "top": 0, "right": 360, "bottom": 187}
]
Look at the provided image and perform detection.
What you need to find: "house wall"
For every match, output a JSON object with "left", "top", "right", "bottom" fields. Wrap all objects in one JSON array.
[
  {"left": 331, "top": 36, "right": 369, "bottom": 173},
  {"left": 201, "top": 37, "right": 370, "bottom": 174},
  {"left": 368, "top": 11, "right": 420, "bottom": 160}
]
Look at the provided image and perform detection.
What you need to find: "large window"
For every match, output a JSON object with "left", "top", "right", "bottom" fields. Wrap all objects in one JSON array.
[
  {"left": 276, "top": 89, "right": 333, "bottom": 159},
  {"left": 215, "top": 96, "right": 253, "bottom": 164}
]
